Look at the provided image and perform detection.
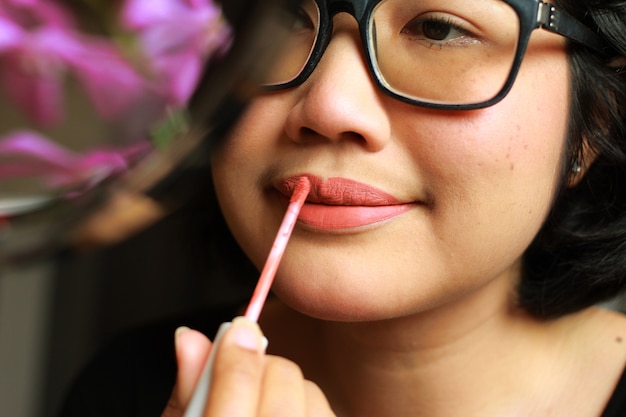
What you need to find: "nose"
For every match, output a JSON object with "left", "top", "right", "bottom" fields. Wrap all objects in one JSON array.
[{"left": 283, "top": 14, "right": 391, "bottom": 152}]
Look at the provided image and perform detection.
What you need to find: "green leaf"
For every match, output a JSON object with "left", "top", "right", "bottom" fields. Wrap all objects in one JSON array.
[{"left": 150, "top": 109, "right": 190, "bottom": 150}]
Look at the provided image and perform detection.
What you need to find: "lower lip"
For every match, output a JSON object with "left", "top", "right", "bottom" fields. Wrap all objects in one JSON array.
[{"left": 297, "top": 203, "right": 413, "bottom": 231}]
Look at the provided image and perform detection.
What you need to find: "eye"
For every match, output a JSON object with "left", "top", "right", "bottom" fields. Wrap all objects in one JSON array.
[
  {"left": 287, "top": 5, "right": 317, "bottom": 32},
  {"left": 401, "top": 15, "right": 474, "bottom": 47},
  {"left": 421, "top": 19, "right": 456, "bottom": 41}
]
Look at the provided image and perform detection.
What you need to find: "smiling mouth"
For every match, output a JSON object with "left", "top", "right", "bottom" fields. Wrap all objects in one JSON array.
[{"left": 278, "top": 174, "right": 416, "bottom": 231}]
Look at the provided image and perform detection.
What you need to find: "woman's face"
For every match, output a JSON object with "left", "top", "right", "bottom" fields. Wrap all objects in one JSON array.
[{"left": 211, "top": 13, "right": 571, "bottom": 321}]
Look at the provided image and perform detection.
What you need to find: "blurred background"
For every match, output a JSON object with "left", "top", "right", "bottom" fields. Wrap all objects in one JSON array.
[
  {"left": 0, "top": 194, "right": 257, "bottom": 417},
  {"left": 0, "top": 0, "right": 278, "bottom": 414}
]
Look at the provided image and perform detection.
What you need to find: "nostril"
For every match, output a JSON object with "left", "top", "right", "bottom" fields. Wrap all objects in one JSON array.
[
  {"left": 291, "top": 127, "right": 321, "bottom": 144},
  {"left": 297, "top": 126, "right": 366, "bottom": 146},
  {"left": 300, "top": 127, "right": 317, "bottom": 138}
]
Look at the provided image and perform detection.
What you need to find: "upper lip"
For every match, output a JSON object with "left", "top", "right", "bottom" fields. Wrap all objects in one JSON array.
[{"left": 277, "top": 174, "right": 405, "bottom": 206}]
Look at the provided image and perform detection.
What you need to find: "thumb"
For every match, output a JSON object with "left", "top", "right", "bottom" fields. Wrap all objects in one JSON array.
[{"left": 162, "top": 327, "right": 212, "bottom": 417}]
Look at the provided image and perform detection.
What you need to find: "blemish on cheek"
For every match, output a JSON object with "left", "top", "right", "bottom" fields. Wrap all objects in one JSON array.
[
  {"left": 616, "top": 336, "right": 623, "bottom": 343},
  {"left": 510, "top": 163, "right": 515, "bottom": 171}
]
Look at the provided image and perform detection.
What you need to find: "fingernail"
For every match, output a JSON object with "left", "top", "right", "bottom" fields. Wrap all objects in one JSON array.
[
  {"left": 228, "top": 317, "right": 264, "bottom": 352},
  {"left": 175, "top": 326, "right": 190, "bottom": 343}
]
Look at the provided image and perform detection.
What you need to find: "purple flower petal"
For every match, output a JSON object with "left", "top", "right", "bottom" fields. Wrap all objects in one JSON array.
[
  {"left": 152, "top": 49, "right": 201, "bottom": 105},
  {"left": 120, "top": 0, "right": 184, "bottom": 29},
  {"left": 0, "top": 16, "right": 23, "bottom": 50},
  {"left": 36, "top": 26, "right": 145, "bottom": 120},
  {"left": 1, "top": 0, "right": 77, "bottom": 29},
  {"left": 0, "top": 50, "right": 66, "bottom": 126},
  {"left": 0, "top": 130, "right": 151, "bottom": 190},
  {"left": 1, "top": 2, "right": 145, "bottom": 125},
  {"left": 120, "top": 0, "right": 232, "bottom": 107},
  {"left": 0, "top": 131, "right": 79, "bottom": 171},
  {"left": 62, "top": 39, "right": 145, "bottom": 119}
]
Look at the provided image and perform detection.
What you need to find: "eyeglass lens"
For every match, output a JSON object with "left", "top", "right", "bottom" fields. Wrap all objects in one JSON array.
[{"left": 264, "top": 0, "right": 521, "bottom": 107}]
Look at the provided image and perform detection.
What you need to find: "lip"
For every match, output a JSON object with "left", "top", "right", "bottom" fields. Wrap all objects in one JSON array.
[{"left": 277, "top": 175, "right": 415, "bottom": 231}]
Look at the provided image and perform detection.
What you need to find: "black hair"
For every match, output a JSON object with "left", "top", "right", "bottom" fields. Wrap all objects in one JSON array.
[{"left": 519, "top": 0, "right": 626, "bottom": 318}]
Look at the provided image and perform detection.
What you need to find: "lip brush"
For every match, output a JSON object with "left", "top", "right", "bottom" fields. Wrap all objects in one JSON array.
[
  {"left": 244, "top": 176, "right": 311, "bottom": 321},
  {"left": 183, "top": 176, "right": 311, "bottom": 417}
]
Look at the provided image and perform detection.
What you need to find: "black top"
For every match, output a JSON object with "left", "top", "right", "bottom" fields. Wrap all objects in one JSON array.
[
  {"left": 57, "top": 306, "right": 626, "bottom": 417},
  {"left": 603, "top": 365, "right": 626, "bottom": 417},
  {"left": 57, "top": 306, "right": 235, "bottom": 417}
]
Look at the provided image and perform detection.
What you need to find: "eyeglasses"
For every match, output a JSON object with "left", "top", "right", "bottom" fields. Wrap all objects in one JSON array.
[{"left": 263, "top": 0, "right": 609, "bottom": 110}]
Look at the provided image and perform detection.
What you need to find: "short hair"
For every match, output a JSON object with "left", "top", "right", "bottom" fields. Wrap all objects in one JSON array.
[{"left": 520, "top": 0, "right": 626, "bottom": 318}]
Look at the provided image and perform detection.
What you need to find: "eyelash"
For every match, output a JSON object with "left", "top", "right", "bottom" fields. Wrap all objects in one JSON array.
[{"left": 401, "top": 16, "right": 476, "bottom": 48}]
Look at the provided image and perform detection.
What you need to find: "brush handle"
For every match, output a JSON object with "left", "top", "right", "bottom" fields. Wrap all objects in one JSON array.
[
  {"left": 183, "top": 178, "right": 308, "bottom": 417},
  {"left": 245, "top": 177, "right": 310, "bottom": 322},
  {"left": 182, "top": 322, "right": 268, "bottom": 417},
  {"left": 182, "top": 322, "right": 231, "bottom": 417}
]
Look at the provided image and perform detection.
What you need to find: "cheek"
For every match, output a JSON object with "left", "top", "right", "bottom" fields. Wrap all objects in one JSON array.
[
  {"left": 403, "top": 54, "right": 570, "bottom": 271},
  {"left": 210, "top": 101, "right": 290, "bottom": 267}
]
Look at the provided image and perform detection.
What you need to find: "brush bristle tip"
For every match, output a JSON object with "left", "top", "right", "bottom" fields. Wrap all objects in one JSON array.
[{"left": 290, "top": 176, "right": 311, "bottom": 203}]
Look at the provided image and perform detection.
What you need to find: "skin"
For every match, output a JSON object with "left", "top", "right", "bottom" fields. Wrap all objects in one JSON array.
[{"left": 162, "top": 11, "right": 626, "bottom": 417}]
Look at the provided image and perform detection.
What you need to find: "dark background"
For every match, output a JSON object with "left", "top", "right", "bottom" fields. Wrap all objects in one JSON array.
[{"left": 46, "top": 198, "right": 256, "bottom": 417}]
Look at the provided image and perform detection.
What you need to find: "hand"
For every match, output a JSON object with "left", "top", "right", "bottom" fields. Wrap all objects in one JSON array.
[{"left": 161, "top": 317, "right": 336, "bottom": 417}]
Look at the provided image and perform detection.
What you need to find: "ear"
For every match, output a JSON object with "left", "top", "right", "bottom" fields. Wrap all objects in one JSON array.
[
  {"left": 567, "top": 139, "right": 598, "bottom": 187},
  {"left": 567, "top": 55, "right": 625, "bottom": 188},
  {"left": 608, "top": 56, "right": 626, "bottom": 72}
]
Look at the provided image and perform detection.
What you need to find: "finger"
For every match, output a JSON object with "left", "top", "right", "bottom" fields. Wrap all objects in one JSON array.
[
  {"left": 258, "top": 355, "right": 307, "bottom": 417},
  {"left": 205, "top": 317, "right": 266, "bottom": 417},
  {"left": 162, "top": 327, "right": 212, "bottom": 417},
  {"left": 258, "top": 356, "right": 336, "bottom": 417},
  {"left": 304, "top": 381, "right": 336, "bottom": 417}
]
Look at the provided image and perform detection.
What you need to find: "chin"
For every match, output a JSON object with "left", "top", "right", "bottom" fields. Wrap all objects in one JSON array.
[{"left": 270, "top": 275, "right": 424, "bottom": 323}]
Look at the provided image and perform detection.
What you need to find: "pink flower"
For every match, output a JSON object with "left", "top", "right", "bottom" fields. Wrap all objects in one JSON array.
[
  {"left": 121, "top": 0, "right": 232, "bottom": 106},
  {"left": 0, "top": 15, "right": 20, "bottom": 50},
  {"left": 0, "top": 0, "right": 144, "bottom": 126},
  {"left": 0, "top": 130, "right": 150, "bottom": 192}
]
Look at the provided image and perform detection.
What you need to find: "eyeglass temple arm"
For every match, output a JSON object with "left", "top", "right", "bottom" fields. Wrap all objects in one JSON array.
[{"left": 537, "top": 1, "right": 609, "bottom": 54}]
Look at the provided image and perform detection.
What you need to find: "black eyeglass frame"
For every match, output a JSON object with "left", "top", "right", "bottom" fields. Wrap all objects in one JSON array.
[{"left": 265, "top": 0, "right": 610, "bottom": 110}]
